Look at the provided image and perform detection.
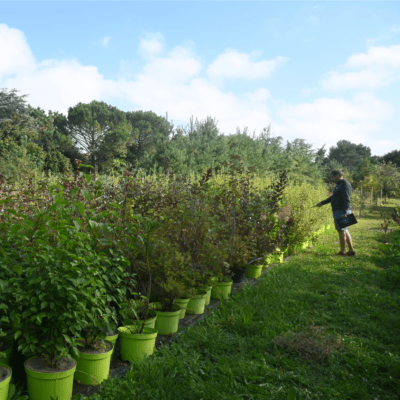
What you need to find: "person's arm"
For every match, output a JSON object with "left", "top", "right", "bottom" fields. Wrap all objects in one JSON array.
[{"left": 316, "top": 195, "right": 332, "bottom": 207}]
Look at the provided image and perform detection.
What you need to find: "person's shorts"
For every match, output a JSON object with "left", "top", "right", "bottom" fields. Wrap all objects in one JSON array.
[{"left": 333, "top": 210, "right": 351, "bottom": 231}]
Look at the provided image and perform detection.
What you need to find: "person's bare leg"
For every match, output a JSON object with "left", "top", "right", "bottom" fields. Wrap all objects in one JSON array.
[
  {"left": 345, "top": 230, "right": 354, "bottom": 252},
  {"left": 338, "top": 231, "right": 346, "bottom": 253}
]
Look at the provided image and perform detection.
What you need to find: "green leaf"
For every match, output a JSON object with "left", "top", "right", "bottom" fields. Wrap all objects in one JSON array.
[
  {"left": 89, "top": 220, "right": 98, "bottom": 229},
  {"left": 85, "top": 174, "right": 91, "bottom": 184},
  {"left": 31, "top": 297, "right": 38, "bottom": 306},
  {"left": 10, "top": 224, "right": 22, "bottom": 234},
  {"left": 73, "top": 220, "right": 80, "bottom": 231},
  {"left": 81, "top": 189, "right": 91, "bottom": 200},
  {"left": 14, "top": 330, "right": 21, "bottom": 340},
  {"left": 55, "top": 342, "right": 64, "bottom": 352},
  {"left": 97, "top": 238, "right": 110, "bottom": 246},
  {"left": 41, "top": 301, "right": 48, "bottom": 310},
  {"left": 71, "top": 187, "right": 80, "bottom": 198},
  {"left": 74, "top": 203, "right": 85, "bottom": 215},
  {"left": 63, "top": 334, "right": 72, "bottom": 344},
  {"left": 36, "top": 312, "right": 46, "bottom": 324}
]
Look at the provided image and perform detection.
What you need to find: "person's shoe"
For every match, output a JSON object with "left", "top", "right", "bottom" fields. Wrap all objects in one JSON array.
[
  {"left": 336, "top": 251, "right": 348, "bottom": 256},
  {"left": 347, "top": 251, "right": 357, "bottom": 256}
]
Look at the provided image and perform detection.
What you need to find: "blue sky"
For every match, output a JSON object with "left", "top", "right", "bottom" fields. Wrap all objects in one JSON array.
[{"left": 1, "top": 1, "right": 400, "bottom": 156}]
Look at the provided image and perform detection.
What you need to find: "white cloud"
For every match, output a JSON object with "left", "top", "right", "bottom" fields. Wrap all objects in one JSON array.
[
  {"left": 206, "top": 48, "right": 288, "bottom": 83},
  {"left": 138, "top": 32, "right": 165, "bottom": 59},
  {"left": 101, "top": 36, "right": 111, "bottom": 47},
  {"left": 345, "top": 45, "right": 400, "bottom": 69},
  {"left": 0, "top": 23, "right": 36, "bottom": 77},
  {"left": 320, "top": 45, "right": 400, "bottom": 91},
  {"left": 272, "top": 91, "right": 394, "bottom": 151}
]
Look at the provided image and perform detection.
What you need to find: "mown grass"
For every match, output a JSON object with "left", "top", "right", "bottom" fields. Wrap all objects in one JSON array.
[{"left": 74, "top": 199, "right": 398, "bottom": 399}]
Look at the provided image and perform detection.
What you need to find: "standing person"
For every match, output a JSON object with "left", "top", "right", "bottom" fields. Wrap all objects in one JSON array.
[{"left": 316, "top": 169, "right": 356, "bottom": 256}]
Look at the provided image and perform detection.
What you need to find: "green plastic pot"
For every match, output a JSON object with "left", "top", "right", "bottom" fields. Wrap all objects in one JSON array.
[
  {"left": 24, "top": 357, "right": 76, "bottom": 400},
  {"left": 0, "top": 342, "right": 13, "bottom": 367},
  {"left": 211, "top": 279, "right": 233, "bottom": 300},
  {"left": 154, "top": 305, "right": 182, "bottom": 335},
  {"left": 105, "top": 331, "right": 119, "bottom": 361},
  {"left": 0, "top": 363, "right": 11, "bottom": 400},
  {"left": 118, "top": 326, "right": 158, "bottom": 364},
  {"left": 120, "top": 308, "right": 158, "bottom": 329},
  {"left": 272, "top": 252, "right": 284, "bottom": 264},
  {"left": 173, "top": 298, "right": 190, "bottom": 319},
  {"left": 246, "top": 264, "right": 263, "bottom": 279},
  {"left": 186, "top": 290, "right": 208, "bottom": 315},
  {"left": 203, "top": 285, "right": 213, "bottom": 305},
  {"left": 72, "top": 340, "right": 113, "bottom": 386}
]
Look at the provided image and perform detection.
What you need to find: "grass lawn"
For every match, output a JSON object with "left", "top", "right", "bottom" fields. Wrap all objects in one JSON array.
[{"left": 77, "top": 199, "right": 400, "bottom": 400}]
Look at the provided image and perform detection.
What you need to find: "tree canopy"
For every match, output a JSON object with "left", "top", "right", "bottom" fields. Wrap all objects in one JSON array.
[{"left": 0, "top": 87, "right": 399, "bottom": 193}]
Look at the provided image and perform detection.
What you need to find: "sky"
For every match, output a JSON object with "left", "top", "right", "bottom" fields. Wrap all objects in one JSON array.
[{"left": 1, "top": 1, "right": 400, "bottom": 157}]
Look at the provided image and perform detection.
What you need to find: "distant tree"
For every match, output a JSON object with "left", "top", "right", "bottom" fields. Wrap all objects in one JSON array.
[
  {"left": 327, "top": 140, "right": 372, "bottom": 172},
  {"left": 0, "top": 111, "right": 46, "bottom": 181},
  {"left": 381, "top": 149, "right": 400, "bottom": 168},
  {"left": 352, "top": 157, "right": 378, "bottom": 189},
  {"left": 55, "top": 100, "right": 133, "bottom": 174},
  {"left": 25, "top": 105, "right": 73, "bottom": 173},
  {"left": 0, "top": 88, "right": 32, "bottom": 127},
  {"left": 314, "top": 144, "right": 327, "bottom": 165},
  {"left": 375, "top": 161, "right": 400, "bottom": 201},
  {"left": 124, "top": 110, "right": 175, "bottom": 171},
  {"left": 162, "top": 115, "right": 228, "bottom": 174}
]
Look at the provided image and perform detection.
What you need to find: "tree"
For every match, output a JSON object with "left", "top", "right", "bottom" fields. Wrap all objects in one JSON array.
[
  {"left": 0, "top": 88, "right": 32, "bottom": 127},
  {"left": 375, "top": 161, "right": 400, "bottom": 201},
  {"left": 0, "top": 111, "right": 46, "bottom": 181},
  {"left": 56, "top": 100, "right": 133, "bottom": 174},
  {"left": 381, "top": 149, "right": 400, "bottom": 169},
  {"left": 351, "top": 157, "right": 378, "bottom": 189},
  {"left": 326, "top": 140, "right": 372, "bottom": 172},
  {"left": 24, "top": 105, "right": 74, "bottom": 173},
  {"left": 124, "top": 110, "right": 178, "bottom": 172}
]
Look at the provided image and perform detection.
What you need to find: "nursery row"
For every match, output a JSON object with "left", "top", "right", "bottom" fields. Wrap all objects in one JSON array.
[
  {"left": 0, "top": 223, "right": 333, "bottom": 400},
  {"left": 0, "top": 159, "right": 332, "bottom": 399}
]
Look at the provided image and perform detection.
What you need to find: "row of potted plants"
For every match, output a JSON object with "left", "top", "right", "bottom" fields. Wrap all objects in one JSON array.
[
  {"left": 0, "top": 159, "right": 331, "bottom": 399},
  {"left": 0, "top": 222, "right": 331, "bottom": 400}
]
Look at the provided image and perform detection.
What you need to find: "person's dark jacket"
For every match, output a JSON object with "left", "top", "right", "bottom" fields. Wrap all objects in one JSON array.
[{"left": 320, "top": 178, "right": 352, "bottom": 212}]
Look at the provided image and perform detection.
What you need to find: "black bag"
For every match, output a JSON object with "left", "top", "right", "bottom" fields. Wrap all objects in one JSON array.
[{"left": 336, "top": 213, "right": 358, "bottom": 229}]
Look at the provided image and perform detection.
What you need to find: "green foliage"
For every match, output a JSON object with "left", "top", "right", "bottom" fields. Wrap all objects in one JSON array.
[
  {"left": 325, "top": 140, "right": 372, "bottom": 173},
  {"left": 0, "top": 177, "right": 132, "bottom": 369},
  {"left": 381, "top": 149, "right": 400, "bottom": 168},
  {"left": 281, "top": 182, "right": 332, "bottom": 248}
]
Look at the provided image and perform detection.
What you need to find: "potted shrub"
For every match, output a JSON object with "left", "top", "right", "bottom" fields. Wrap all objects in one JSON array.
[
  {"left": 0, "top": 189, "right": 129, "bottom": 397},
  {"left": 151, "top": 241, "right": 194, "bottom": 335},
  {"left": 119, "top": 295, "right": 157, "bottom": 330}
]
